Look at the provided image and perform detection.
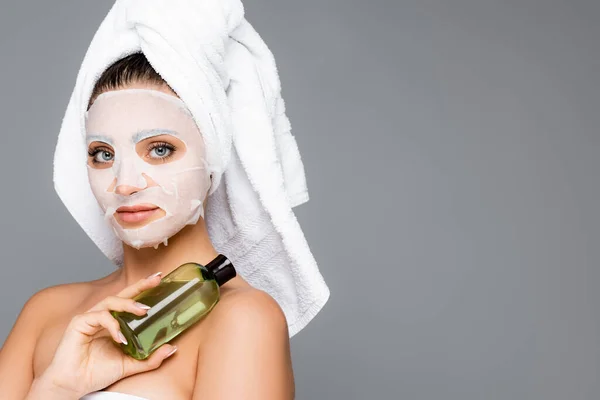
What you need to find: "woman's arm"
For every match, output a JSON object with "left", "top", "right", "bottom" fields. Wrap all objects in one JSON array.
[
  {"left": 0, "top": 288, "right": 53, "bottom": 399},
  {"left": 192, "top": 289, "right": 295, "bottom": 400}
]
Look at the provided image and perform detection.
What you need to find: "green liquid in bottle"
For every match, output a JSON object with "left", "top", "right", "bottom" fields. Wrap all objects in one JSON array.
[{"left": 111, "top": 255, "right": 235, "bottom": 360}]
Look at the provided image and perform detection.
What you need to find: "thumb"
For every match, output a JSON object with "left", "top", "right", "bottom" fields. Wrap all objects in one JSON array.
[{"left": 122, "top": 345, "right": 178, "bottom": 377}]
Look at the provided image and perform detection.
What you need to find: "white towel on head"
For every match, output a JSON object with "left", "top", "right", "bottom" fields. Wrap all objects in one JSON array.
[{"left": 53, "top": 0, "right": 329, "bottom": 337}]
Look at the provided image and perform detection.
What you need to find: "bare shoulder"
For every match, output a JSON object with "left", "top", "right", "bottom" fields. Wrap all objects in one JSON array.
[
  {"left": 206, "top": 286, "right": 289, "bottom": 338},
  {"left": 2, "top": 283, "right": 76, "bottom": 345},
  {"left": 0, "top": 280, "right": 99, "bottom": 396},
  {"left": 20, "top": 274, "right": 118, "bottom": 337},
  {"left": 26, "top": 280, "right": 96, "bottom": 319},
  {"left": 193, "top": 286, "right": 294, "bottom": 399}
]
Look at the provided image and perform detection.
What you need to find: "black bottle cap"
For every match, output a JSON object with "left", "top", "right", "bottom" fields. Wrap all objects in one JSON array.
[{"left": 205, "top": 254, "right": 236, "bottom": 286}]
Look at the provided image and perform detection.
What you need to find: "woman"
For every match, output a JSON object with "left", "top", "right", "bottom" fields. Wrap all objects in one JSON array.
[
  {"left": 0, "top": 0, "right": 329, "bottom": 398},
  {"left": 0, "top": 53, "right": 292, "bottom": 400}
]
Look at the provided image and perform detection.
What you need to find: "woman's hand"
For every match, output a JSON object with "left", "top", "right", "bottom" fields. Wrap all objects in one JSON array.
[{"left": 30, "top": 273, "right": 177, "bottom": 398}]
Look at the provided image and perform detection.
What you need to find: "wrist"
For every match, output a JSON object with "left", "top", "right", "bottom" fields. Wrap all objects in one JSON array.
[{"left": 28, "top": 371, "right": 83, "bottom": 400}]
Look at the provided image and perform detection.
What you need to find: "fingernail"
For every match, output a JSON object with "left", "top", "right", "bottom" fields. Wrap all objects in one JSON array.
[
  {"left": 117, "top": 331, "right": 128, "bottom": 345},
  {"left": 145, "top": 271, "right": 162, "bottom": 280},
  {"left": 165, "top": 346, "right": 178, "bottom": 358},
  {"left": 135, "top": 302, "right": 151, "bottom": 310}
]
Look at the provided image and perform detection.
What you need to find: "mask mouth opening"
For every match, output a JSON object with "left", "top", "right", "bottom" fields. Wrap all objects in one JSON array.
[{"left": 114, "top": 203, "right": 163, "bottom": 228}]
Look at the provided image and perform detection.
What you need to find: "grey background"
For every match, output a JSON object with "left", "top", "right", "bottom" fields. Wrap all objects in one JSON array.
[{"left": 0, "top": 1, "right": 598, "bottom": 399}]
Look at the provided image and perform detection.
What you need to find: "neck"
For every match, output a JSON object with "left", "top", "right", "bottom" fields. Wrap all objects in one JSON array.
[{"left": 118, "top": 216, "right": 220, "bottom": 285}]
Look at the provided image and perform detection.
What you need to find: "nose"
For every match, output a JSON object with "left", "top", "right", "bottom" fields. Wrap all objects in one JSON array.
[
  {"left": 114, "top": 183, "right": 144, "bottom": 196},
  {"left": 111, "top": 173, "right": 157, "bottom": 196}
]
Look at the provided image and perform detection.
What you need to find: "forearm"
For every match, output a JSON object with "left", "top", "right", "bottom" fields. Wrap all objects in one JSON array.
[{"left": 25, "top": 373, "right": 82, "bottom": 400}]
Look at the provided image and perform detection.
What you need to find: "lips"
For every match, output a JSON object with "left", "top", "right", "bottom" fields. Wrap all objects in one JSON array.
[
  {"left": 115, "top": 203, "right": 160, "bottom": 224},
  {"left": 116, "top": 204, "right": 159, "bottom": 213}
]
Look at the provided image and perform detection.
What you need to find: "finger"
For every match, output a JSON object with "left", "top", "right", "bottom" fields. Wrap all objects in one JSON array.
[
  {"left": 68, "top": 310, "right": 126, "bottom": 345},
  {"left": 87, "top": 295, "right": 152, "bottom": 315},
  {"left": 121, "top": 344, "right": 178, "bottom": 378},
  {"left": 116, "top": 272, "right": 163, "bottom": 299}
]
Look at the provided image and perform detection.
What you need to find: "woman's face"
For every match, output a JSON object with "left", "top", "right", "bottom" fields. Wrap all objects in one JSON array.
[{"left": 84, "top": 84, "right": 211, "bottom": 249}]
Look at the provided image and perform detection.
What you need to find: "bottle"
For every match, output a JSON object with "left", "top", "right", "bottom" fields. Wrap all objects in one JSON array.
[{"left": 111, "top": 254, "right": 236, "bottom": 360}]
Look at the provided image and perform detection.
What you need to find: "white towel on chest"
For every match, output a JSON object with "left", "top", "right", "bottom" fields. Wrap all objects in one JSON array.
[{"left": 53, "top": 0, "right": 329, "bottom": 337}]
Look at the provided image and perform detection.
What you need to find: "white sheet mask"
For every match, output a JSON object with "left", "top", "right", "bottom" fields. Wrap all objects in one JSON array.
[{"left": 85, "top": 88, "right": 211, "bottom": 249}]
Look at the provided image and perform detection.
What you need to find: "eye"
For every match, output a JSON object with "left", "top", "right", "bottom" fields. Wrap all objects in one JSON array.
[
  {"left": 148, "top": 142, "right": 176, "bottom": 160},
  {"left": 88, "top": 146, "right": 114, "bottom": 166},
  {"left": 95, "top": 150, "right": 114, "bottom": 163},
  {"left": 136, "top": 135, "right": 185, "bottom": 165}
]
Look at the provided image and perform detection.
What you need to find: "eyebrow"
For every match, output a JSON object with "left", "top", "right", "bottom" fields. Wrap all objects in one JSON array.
[
  {"left": 132, "top": 129, "right": 179, "bottom": 144},
  {"left": 86, "top": 134, "right": 114, "bottom": 146}
]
